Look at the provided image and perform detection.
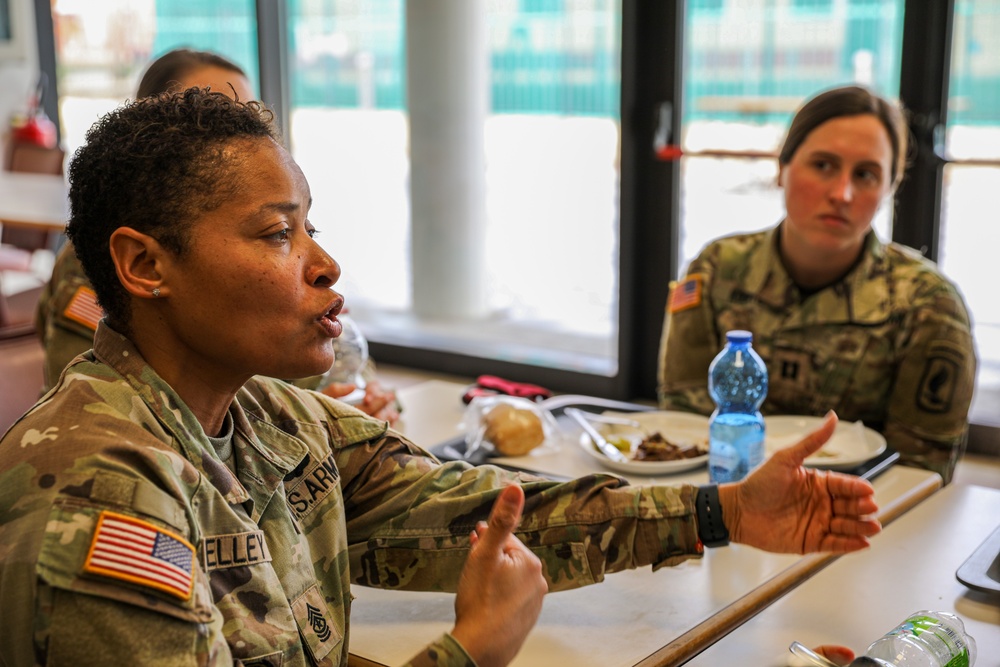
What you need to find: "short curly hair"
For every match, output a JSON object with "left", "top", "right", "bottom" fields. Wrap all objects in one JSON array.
[{"left": 66, "top": 87, "right": 278, "bottom": 332}]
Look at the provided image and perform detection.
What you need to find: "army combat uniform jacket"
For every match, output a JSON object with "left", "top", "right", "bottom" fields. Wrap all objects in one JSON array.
[
  {"left": 1, "top": 323, "right": 703, "bottom": 667},
  {"left": 658, "top": 225, "right": 976, "bottom": 483},
  {"left": 34, "top": 243, "right": 374, "bottom": 392},
  {"left": 34, "top": 241, "right": 97, "bottom": 391}
]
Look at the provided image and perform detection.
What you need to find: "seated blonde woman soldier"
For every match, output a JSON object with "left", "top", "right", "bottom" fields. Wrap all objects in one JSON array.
[{"left": 657, "top": 85, "right": 976, "bottom": 484}]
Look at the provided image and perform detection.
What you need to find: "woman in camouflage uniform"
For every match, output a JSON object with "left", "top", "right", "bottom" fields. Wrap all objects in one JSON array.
[
  {"left": 33, "top": 48, "right": 401, "bottom": 424},
  {"left": 658, "top": 85, "right": 976, "bottom": 484},
  {"left": 0, "top": 89, "right": 880, "bottom": 666}
]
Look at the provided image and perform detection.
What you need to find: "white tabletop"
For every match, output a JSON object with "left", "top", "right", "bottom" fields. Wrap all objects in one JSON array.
[
  {"left": 347, "top": 380, "right": 946, "bottom": 667},
  {"left": 687, "top": 483, "right": 1000, "bottom": 666},
  {"left": 0, "top": 170, "right": 69, "bottom": 231},
  {"left": 394, "top": 380, "right": 693, "bottom": 484}
]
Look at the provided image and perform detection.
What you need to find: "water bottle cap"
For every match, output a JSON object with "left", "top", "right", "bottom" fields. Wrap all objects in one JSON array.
[{"left": 725, "top": 330, "right": 752, "bottom": 343}]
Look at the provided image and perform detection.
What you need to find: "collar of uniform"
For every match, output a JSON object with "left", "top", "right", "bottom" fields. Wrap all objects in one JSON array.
[
  {"left": 238, "top": 376, "right": 390, "bottom": 448},
  {"left": 228, "top": 392, "right": 310, "bottom": 521},
  {"left": 740, "top": 225, "right": 789, "bottom": 308},
  {"left": 89, "top": 322, "right": 304, "bottom": 509},
  {"left": 743, "top": 224, "right": 890, "bottom": 325},
  {"left": 233, "top": 379, "right": 390, "bottom": 520},
  {"left": 841, "top": 230, "right": 892, "bottom": 323},
  {"left": 91, "top": 322, "right": 212, "bottom": 446}
]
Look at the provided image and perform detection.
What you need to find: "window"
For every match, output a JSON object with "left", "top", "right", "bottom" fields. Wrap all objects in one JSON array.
[
  {"left": 691, "top": 0, "right": 725, "bottom": 14},
  {"left": 679, "top": 0, "right": 904, "bottom": 274},
  {"left": 790, "top": 0, "right": 835, "bottom": 14},
  {"left": 937, "top": 0, "right": 1000, "bottom": 425},
  {"left": 0, "top": 0, "right": 28, "bottom": 59},
  {"left": 0, "top": 0, "right": 11, "bottom": 40},
  {"left": 50, "top": 0, "right": 257, "bottom": 156},
  {"left": 287, "top": 0, "right": 623, "bottom": 378},
  {"left": 35, "top": 0, "right": 1000, "bottom": 430}
]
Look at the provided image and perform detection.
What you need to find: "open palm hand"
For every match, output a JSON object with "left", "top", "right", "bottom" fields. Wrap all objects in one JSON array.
[{"left": 720, "top": 412, "right": 881, "bottom": 554}]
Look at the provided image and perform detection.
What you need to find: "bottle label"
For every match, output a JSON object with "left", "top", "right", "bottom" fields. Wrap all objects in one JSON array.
[
  {"left": 885, "top": 615, "right": 971, "bottom": 667},
  {"left": 708, "top": 413, "right": 765, "bottom": 483},
  {"left": 709, "top": 441, "right": 740, "bottom": 479}
]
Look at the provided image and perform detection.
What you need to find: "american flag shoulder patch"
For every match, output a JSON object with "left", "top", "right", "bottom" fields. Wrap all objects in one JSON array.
[
  {"left": 83, "top": 511, "right": 195, "bottom": 601},
  {"left": 63, "top": 285, "right": 102, "bottom": 331},
  {"left": 668, "top": 274, "right": 704, "bottom": 313}
]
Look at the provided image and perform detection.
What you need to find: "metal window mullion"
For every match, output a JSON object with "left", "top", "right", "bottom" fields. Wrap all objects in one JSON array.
[
  {"left": 894, "top": 0, "right": 954, "bottom": 262},
  {"left": 619, "top": 0, "right": 685, "bottom": 400},
  {"left": 33, "top": 0, "right": 61, "bottom": 144},
  {"left": 256, "top": 0, "right": 291, "bottom": 146}
]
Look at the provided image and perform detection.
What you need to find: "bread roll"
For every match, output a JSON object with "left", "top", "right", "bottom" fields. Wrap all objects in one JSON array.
[{"left": 483, "top": 403, "right": 545, "bottom": 456}]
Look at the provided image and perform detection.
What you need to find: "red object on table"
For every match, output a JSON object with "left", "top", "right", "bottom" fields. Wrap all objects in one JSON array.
[{"left": 462, "top": 375, "right": 552, "bottom": 404}]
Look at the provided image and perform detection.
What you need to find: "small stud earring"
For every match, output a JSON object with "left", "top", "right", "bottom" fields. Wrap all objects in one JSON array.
[{"left": 152, "top": 288, "right": 161, "bottom": 298}]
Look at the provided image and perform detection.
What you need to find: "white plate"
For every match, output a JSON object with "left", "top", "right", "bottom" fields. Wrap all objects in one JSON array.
[
  {"left": 764, "top": 416, "right": 886, "bottom": 470},
  {"left": 577, "top": 411, "right": 709, "bottom": 476}
]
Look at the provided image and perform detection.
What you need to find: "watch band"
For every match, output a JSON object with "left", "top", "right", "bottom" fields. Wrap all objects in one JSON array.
[{"left": 695, "top": 484, "right": 730, "bottom": 548}]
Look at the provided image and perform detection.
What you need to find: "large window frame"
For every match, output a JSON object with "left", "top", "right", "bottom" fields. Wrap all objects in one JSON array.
[{"left": 32, "top": 0, "right": 997, "bottom": 450}]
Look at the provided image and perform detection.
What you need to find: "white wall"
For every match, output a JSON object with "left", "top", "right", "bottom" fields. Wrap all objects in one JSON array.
[{"left": 0, "top": 0, "right": 40, "bottom": 148}]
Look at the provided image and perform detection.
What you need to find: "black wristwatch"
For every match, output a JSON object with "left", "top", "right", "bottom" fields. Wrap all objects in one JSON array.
[{"left": 695, "top": 484, "right": 730, "bottom": 548}]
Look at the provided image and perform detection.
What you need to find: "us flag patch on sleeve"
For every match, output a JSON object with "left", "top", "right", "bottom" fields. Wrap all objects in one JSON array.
[
  {"left": 83, "top": 511, "right": 195, "bottom": 601},
  {"left": 668, "top": 274, "right": 703, "bottom": 313},
  {"left": 63, "top": 285, "right": 103, "bottom": 331}
]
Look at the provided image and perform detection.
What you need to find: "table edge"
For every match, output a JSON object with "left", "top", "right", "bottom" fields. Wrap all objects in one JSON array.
[{"left": 635, "top": 472, "right": 943, "bottom": 667}]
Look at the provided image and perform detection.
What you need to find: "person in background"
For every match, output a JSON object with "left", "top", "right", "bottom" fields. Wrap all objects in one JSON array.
[
  {"left": 0, "top": 89, "right": 880, "bottom": 666},
  {"left": 657, "top": 85, "right": 976, "bottom": 484},
  {"left": 33, "top": 47, "right": 400, "bottom": 425}
]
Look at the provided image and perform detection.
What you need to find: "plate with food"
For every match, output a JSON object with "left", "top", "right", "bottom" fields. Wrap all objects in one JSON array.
[
  {"left": 576, "top": 410, "right": 710, "bottom": 475},
  {"left": 764, "top": 416, "right": 886, "bottom": 470}
]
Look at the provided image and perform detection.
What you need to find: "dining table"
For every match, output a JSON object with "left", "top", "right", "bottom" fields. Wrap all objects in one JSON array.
[
  {"left": 0, "top": 169, "right": 69, "bottom": 233},
  {"left": 686, "top": 481, "right": 1000, "bottom": 665},
  {"left": 345, "top": 379, "right": 946, "bottom": 667}
]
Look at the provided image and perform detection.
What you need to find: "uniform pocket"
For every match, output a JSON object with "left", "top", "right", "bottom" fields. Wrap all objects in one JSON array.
[{"left": 767, "top": 327, "right": 890, "bottom": 418}]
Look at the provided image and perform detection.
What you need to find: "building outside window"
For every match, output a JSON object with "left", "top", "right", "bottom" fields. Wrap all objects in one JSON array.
[{"left": 44, "top": 0, "right": 1000, "bottom": 426}]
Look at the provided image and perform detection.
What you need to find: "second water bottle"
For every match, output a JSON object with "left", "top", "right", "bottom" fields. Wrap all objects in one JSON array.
[{"left": 708, "top": 330, "right": 768, "bottom": 483}]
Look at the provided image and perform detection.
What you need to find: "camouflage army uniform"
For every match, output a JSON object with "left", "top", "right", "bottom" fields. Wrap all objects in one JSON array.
[
  {"left": 35, "top": 242, "right": 376, "bottom": 392},
  {"left": 658, "top": 225, "right": 976, "bottom": 483},
  {"left": 1, "top": 322, "right": 703, "bottom": 667},
  {"left": 34, "top": 241, "right": 96, "bottom": 391}
]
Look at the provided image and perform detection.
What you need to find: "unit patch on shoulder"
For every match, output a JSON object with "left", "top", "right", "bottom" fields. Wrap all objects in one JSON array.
[
  {"left": 63, "top": 285, "right": 103, "bottom": 331},
  {"left": 668, "top": 274, "right": 704, "bottom": 313},
  {"left": 83, "top": 510, "right": 195, "bottom": 600},
  {"left": 916, "top": 356, "right": 959, "bottom": 414}
]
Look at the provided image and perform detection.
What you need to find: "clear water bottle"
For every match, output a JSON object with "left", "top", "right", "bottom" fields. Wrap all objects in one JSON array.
[
  {"left": 316, "top": 314, "right": 369, "bottom": 403},
  {"left": 858, "top": 610, "right": 977, "bottom": 666},
  {"left": 708, "top": 330, "right": 767, "bottom": 483}
]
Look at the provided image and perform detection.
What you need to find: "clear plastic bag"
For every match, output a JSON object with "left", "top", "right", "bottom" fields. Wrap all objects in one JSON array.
[{"left": 462, "top": 395, "right": 559, "bottom": 460}]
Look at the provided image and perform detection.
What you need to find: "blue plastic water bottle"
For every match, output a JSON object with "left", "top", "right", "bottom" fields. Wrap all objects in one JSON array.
[{"left": 708, "top": 330, "right": 768, "bottom": 483}]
